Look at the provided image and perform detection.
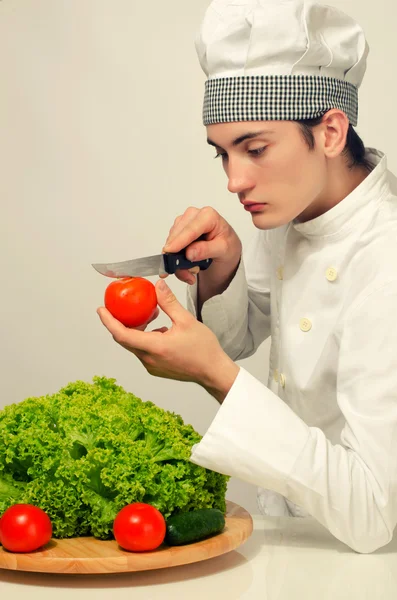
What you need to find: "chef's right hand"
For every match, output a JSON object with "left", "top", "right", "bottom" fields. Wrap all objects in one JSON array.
[{"left": 161, "top": 206, "right": 242, "bottom": 286}]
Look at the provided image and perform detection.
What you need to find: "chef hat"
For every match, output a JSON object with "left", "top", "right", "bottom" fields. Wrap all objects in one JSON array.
[{"left": 195, "top": 0, "right": 369, "bottom": 126}]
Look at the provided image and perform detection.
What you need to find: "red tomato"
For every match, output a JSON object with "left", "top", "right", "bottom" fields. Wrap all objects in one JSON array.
[
  {"left": 113, "top": 503, "right": 166, "bottom": 552},
  {"left": 104, "top": 277, "right": 158, "bottom": 328},
  {"left": 0, "top": 504, "right": 52, "bottom": 553}
]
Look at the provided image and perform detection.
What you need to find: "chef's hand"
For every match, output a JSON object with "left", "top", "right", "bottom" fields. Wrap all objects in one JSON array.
[
  {"left": 162, "top": 206, "right": 242, "bottom": 287},
  {"left": 97, "top": 279, "right": 240, "bottom": 403}
]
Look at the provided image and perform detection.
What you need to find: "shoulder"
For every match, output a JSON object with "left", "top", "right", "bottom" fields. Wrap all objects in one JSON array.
[{"left": 344, "top": 191, "right": 397, "bottom": 304}]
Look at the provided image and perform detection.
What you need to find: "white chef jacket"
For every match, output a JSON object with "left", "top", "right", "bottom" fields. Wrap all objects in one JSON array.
[{"left": 187, "top": 149, "right": 397, "bottom": 553}]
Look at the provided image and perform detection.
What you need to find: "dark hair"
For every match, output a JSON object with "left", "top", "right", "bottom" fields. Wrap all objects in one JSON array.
[{"left": 297, "top": 114, "right": 372, "bottom": 172}]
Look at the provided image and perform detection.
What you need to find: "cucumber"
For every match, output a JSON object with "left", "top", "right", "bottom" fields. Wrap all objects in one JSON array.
[{"left": 165, "top": 508, "right": 225, "bottom": 546}]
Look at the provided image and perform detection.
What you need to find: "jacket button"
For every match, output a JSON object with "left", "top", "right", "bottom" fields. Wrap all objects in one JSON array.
[
  {"left": 276, "top": 266, "right": 284, "bottom": 280},
  {"left": 300, "top": 318, "right": 312, "bottom": 332},
  {"left": 279, "top": 373, "right": 286, "bottom": 388},
  {"left": 326, "top": 267, "right": 338, "bottom": 282}
]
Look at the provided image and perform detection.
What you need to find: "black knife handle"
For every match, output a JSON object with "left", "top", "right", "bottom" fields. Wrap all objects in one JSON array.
[
  {"left": 163, "top": 235, "right": 213, "bottom": 275},
  {"left": 163, "top": 254, "right": 212, "bottom": 275}
]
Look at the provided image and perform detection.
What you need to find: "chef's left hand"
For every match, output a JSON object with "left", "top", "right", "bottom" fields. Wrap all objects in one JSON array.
[{"left": 97, "top": 279, "right": 239, "bottom": 402}]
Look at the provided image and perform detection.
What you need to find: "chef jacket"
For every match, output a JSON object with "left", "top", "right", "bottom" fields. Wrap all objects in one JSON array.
[{"left": 187, "top": 148, "right": 397, "bottom": 554}]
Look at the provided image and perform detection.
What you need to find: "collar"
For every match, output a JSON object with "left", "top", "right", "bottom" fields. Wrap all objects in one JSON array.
[{"left": 292, "top": 149, "right": 390, "bottom": 238}]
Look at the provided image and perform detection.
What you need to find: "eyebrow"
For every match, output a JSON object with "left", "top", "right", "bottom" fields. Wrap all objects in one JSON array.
[{"left": 206, "top": 130, "right": 275, "bottom": 149}]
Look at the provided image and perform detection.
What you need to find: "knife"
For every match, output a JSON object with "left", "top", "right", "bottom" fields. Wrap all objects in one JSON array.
[{"left": 92, "top": 238, "right": 213, "bottom": 278}]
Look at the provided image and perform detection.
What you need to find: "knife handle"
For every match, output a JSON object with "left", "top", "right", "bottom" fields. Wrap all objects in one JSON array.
[
  {"left": 163, "top": 234, "right": 213, "bottom": 274},
  {"left": 163, "top": 254, "right": 213, "bottom": 275}
]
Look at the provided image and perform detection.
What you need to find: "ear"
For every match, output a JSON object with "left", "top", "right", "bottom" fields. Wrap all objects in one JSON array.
[{"left": 320, "top": 109, "right": 350, "bottom": 159}]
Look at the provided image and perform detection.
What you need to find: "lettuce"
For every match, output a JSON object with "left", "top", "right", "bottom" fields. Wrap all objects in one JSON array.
[{"left": 0, "top": 377, "right": 228, "bottom": 539}]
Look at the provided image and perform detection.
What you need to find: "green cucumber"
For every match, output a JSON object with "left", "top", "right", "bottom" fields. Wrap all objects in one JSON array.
[{"left": 165, "top": 508, "right": 225, "bottom": 546}]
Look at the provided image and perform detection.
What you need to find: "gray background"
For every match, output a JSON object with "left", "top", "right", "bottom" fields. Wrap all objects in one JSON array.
[{"left": 0, "top": 0, "right": 395, "bottom": 513}]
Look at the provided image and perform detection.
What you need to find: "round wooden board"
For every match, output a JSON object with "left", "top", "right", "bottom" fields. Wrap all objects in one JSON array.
[{"left": 0, "top": 501, "right": 252, "bottom": 574}]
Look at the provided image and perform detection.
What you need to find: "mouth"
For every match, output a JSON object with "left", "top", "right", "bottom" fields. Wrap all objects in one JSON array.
[{"left": 241, "top": 200, "right": 268, "bottom": 212}]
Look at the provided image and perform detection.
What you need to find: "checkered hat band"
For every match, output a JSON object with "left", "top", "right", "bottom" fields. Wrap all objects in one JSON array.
[{"left": 203, "top": 75, "right": 358, "bottom": 126}]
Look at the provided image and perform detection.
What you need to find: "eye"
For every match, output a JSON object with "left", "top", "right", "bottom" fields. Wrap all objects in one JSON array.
[
  {"left": 248, "top": 146, "right": 267, "bottom": 157},
  {"left": 214, "top": 151, "right": 228, "bottom": 160}
]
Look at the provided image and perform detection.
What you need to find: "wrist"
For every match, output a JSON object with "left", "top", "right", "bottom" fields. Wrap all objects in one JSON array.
[
  {"left": 202, "top": 356, "right": 240, "bottom": 404},
  {"left": 203, "top": 252, "right": 241, "bottom": 286},
  {"left": 197, "top": 255, "right": 241, "bottom": 317}
]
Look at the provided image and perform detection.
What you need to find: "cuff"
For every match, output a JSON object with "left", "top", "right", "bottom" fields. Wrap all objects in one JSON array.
[{"left": 190, "top": 367, "right": 310, "bottom": 497}]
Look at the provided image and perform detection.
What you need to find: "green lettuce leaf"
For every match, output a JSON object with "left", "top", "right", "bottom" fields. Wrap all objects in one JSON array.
[{"left": 0, "top": 376, "right": 229, "bottom": 538}]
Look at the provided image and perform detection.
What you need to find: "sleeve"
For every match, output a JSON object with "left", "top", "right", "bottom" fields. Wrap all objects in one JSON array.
[
  {"left": 190, "top": 281, "right": 397, "bottom": 554},
  {"left": 186, "top": 228, "right": 272, "bottom": 361}
]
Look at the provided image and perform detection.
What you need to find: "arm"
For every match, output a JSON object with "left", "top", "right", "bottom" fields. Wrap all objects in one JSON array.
[
  {"left": 191, "top": 281, "right": 397, "bottom": 553},
  {"left": 187, "top": 228, "right": 272, "bottom": 361}
]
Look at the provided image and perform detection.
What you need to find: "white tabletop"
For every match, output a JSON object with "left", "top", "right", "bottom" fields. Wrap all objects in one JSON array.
[{"left": 1, "top": 513, "right": 396, "bottom": 600}]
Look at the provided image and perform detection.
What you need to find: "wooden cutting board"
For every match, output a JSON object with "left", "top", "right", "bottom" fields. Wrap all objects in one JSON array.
[{"left": 0, "top": 501, "right": 253, "bottom": 574}]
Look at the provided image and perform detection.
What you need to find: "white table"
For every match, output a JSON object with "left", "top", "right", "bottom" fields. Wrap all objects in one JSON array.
[{"left": 1, "top": 513, "right": 396, "bottom": 599}]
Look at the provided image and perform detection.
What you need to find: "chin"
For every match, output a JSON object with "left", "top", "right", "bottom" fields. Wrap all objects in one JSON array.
[{"left": 251, "top": 210, "right": 291, "bottom": 230}]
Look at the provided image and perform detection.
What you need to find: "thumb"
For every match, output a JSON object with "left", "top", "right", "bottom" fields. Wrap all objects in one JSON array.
[{"left": 155, "top": 279, "right": 190, "bottom": 324}]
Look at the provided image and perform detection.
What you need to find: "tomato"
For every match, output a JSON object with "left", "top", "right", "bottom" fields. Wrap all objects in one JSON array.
[
  {"left": 104, "top": 277, "right": 158, "bottom": 328},
  {"left": 0, "top": 504, "right": 52, "bottom": 553},
  {"left": 113, "top": 503, "right": 166, "bottom": 552}
]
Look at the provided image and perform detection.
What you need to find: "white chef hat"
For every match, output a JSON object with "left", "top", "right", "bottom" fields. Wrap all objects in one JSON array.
[{"left": 195, "top": 0, "right": 369, "bottom": 126}]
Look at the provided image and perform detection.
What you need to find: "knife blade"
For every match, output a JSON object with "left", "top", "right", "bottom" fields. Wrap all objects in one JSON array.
[{"left": 92, "top": 247, "right": 213, "bottom": 278}]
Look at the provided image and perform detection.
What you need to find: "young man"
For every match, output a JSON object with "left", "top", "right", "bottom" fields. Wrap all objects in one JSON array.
[{"left": 98, "top": 0, "right": 397, "bottom": 553}]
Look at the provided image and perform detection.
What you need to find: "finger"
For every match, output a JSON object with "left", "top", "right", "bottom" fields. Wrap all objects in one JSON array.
[
  {"left": 185, "top": 234, "right": 229, "bottom": 262},
  {"left": 162, "top": 265, "right": 200, "bottom": 285},
  {"left": 186, "top": 274, "right": 197, "bottom": 285},
  {"left": 169, "top": 214, "right": 183, "bottom": 234},
  {"left": 174, "top": 269, "right": 196, "bottom": 285},
  {"left": 155, "top": 280, "right": 193, "bottom": 325},
  {"left": 163, "top": 216, "right": 190, "bottom": 252},
  {"left": 163, "top": 209, "right": 222, "bottom": 258},
  {"left": 160, "top": 267, "right": 197, "bottom": 284},
  {"left": 166, "top": 214, "right": 183, "bottom": 240},
  {"left": 165, "top": 208, "right": 200, "bottom": 247},
  {"left": 133, "top": 307, "right": 160, "bottom": 331},
  {"left": 161, "top": 212, "right": 198, "bottom": 277},
  {"left": 97, "top": 307, "right": 161, "bottom": 352},
  {"left": 118, "top": 342, "right": 146, "bottom": 360},
  {"left": 163, "top": 208, "right": 201, "bottom": 252}
]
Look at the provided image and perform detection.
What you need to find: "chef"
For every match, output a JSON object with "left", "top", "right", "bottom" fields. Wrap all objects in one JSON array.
[{"left": 97, "top": 0, "right": 397, "bottom": 554}]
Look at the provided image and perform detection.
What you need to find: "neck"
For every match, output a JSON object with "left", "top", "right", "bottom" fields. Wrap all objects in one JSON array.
[{"left": 298, "top": 159, "right": 371, "bottom": 223}]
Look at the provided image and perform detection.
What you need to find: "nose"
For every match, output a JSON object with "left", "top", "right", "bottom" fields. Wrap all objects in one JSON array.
[{"left": 226, "top": 160, "right": 255, "bottom": 195}]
